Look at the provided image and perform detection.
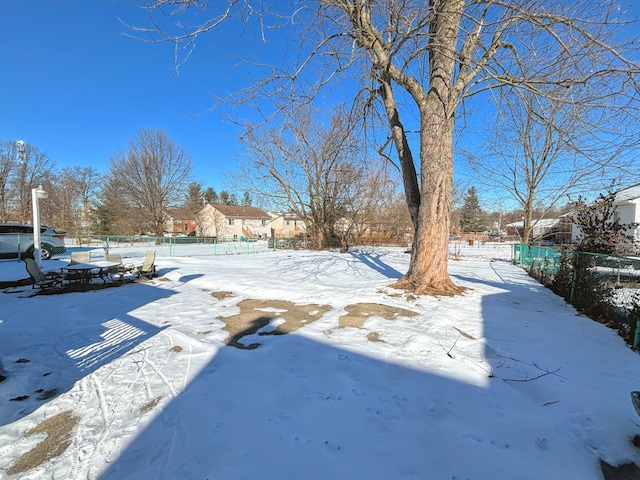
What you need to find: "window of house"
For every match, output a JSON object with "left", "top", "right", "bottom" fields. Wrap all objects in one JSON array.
[
  {"left": 286, "top": 220, "right": 291, "bottom": 226},
  {"left": 184, "top": 223, "right": 189, "bottom": 231},
  {"left": 229, "top": 218, "right": 234, "bottom": 226},
  {"left": 262, "top": 219, "right": 267, "bottom": 226},
  {"left": 242, "top": 219, "right": 246, "bottom": 226}
]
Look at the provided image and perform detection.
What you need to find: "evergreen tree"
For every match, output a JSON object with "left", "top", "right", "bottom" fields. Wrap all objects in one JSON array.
[
  {"left": 460, "top": 187, "right": 485, "bottom": 233},
  {"left": 184, "top": 182, "right": 204, "bottom": 214},
  {"left": 203, "top": 187, "right": 218, "bottom": 204},
  {"left": 91, "top": 204, "right": 114, "bottom": 235},
  {"left": 228, "top": 193, "right": 239, "bottom": 206}
]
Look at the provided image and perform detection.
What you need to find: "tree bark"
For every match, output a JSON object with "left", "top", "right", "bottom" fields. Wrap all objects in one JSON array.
[
  {"left": 392, "top": 100, "right": 462, "bottom": 294},
  {"left": 379, "top": 75, "right": 420, "bottom": 230},
  {"left": 391, "top": 0, "right": 464, "bottom": 295}
]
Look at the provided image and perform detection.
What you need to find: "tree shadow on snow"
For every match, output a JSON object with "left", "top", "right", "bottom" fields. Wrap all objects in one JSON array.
[
  {"left": 349, "top": 251, "right": 404, "bottom": 279},
  {"left": 0, "top": 282, "right": 172, "bottom": 426},
  {"left": 74, "top": 259, "right": 640, "bottom": 479}
]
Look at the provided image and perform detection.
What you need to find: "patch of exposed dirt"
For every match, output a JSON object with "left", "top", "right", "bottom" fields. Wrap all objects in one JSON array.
[
  {"left": 366, "top": 332, "right": 384, "bottom": 343},
  {"left": 169, "top": 345, "right": 183, "bottom": 353},
  {"left": 137, "top": 396, "right": 163, "bottom": 414},
  {"left": 211, "top": 291, "right": 234, "bottom": 300},
  {"left": 218, "top": 299, "right": 331, "bottom": 349},
  {"left": 336, "top": 303, "right": 418, "bottom": 343},
  {"left": 8, "top": 410, "right": 79, "bottom": 475},
  {"left": 338, "top": 303, "right": 418, "bottom": 329}
]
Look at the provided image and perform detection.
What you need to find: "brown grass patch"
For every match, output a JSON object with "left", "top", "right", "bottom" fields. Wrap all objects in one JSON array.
[
  {"left": 137, "top": 396, "right": 163, "bottom": 414},
  {"left": 218, "top": 299, "right": 331, "bottom": 349},
  {"left": 8, "top": 410, "right": 79, "bottom": 475},
  {"left": 338, "top": 303, "right": 418, "bottom": 328},
  {"left": 453, "top": 326, "right": 476, "bottom": 340},
  {"left": 366, "top": 332, "right": 385, "bottom": 343},
  {"left": 211, "top": 291, "right": 234, "bottom": 300}
]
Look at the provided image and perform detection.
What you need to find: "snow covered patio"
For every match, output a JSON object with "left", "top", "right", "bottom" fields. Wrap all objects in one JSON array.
[{"left": 1, "top": 243, "right": 639, "bottom": 479}]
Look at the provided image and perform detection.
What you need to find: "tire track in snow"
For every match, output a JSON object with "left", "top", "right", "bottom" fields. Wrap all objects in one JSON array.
[
  {"left": 160, "top": 328, "right": 193, "bottom": 392},
  {"left": 70, "top": 335, "right": 180, "bottom": 479}
]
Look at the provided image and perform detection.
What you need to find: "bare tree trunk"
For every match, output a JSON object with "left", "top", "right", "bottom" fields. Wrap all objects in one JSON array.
[
  {"left": 379, "top": 75, "right": 420, "bottom": 229},
  {"left": 522, "top": 197, "right": 534, "bottom": 245},
  {"left": 393, "top": 101, "right": 462, "bottom": 294},
  {"left": 391, "top": 0, "right": 464, "bottom": 294}
]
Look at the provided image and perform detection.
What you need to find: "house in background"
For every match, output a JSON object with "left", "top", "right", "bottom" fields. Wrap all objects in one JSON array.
[
  {"left": 505, "top": 218, "right": 573, "bottom": 244},
  {"left": 611, "top": 183, "right": 640, "bottom": 242},
  {"left": 165, "top": 209, "right": 197, "bottom": 236},
  {"left": 196, "top": 204, "right": 272, "bottom": 240},
  {"left": 570, "top": 183, "right": 640, "bottom": 244},
  {"left": 268, "top": 212, "right": 306, "bottom": 238}
]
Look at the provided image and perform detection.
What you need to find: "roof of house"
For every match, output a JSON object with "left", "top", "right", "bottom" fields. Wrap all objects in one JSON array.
[
  {"left": 167, "top": 209, "right": 198, "bottom": 220},
  {"left": 505, "top": 219, "right": 561, "bottom": 228},
  {"left": 267, "top": 212, "right": 304, "bottom": 221},
  {"left": 207, "top": 204, "right": 271, "bottom": 219},
  {"left": 614, "top": 183, "right": 640, "bottom": 203}
]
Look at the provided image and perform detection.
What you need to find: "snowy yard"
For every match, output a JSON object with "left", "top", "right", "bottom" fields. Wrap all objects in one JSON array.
[{"left": 1, "top": 242, "right": 640, "bottom": 479}]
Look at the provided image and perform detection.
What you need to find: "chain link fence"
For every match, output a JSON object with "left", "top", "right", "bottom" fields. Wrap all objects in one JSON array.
[
  {"left": 514, "top": 244, "right": 640, "bottom": 347},
  {"left": 86, "top": 235, "right": 305, "bottom": 257},
  {"left": 0, "top": 233, "right": 304, "bottom": 262}
]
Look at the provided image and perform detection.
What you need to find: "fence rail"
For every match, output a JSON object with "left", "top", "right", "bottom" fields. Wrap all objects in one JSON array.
[{"left": 0, "top": 234, "right": 302, "bottom": 261}]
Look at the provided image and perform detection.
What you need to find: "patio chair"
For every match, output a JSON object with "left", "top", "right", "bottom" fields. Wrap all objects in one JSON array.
[
  {"left": 24, "top": 257, "right": 66, "bottom": 290},
  {"left": 69, "top": 251, "right": 91, "bottom": 265},
  {"left": 135, "top": 250, "right": 157, "bottom": 279},
  {"left": 105, "top": 253, "right": 136, "bottom": 281}
]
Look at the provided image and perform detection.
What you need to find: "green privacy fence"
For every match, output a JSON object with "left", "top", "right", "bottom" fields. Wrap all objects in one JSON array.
[
  {"left": 513, "top": 244, "right": 563, "bottom": 283},
  {"left": 514, "top": 244, "right": 640, "bottom": 347}
]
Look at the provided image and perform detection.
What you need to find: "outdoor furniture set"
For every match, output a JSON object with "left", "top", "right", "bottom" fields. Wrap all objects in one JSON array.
[{"left": 24, "top": 250, "right": 157, "bottom": 292}]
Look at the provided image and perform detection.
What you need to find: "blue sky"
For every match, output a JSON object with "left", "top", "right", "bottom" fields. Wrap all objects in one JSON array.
[
  {"left": 0, "top": 0, "right": 256, "bottom": 191},
  {"left": 1, "top": 1, "right": 639, "bottom": 199}
]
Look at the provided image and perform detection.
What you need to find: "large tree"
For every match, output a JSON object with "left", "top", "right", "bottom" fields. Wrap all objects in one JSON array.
[
  {"left": 46, "top": 166, "right": 102, "bottom": 234},
  {"left": 231, "top": 106, "right": 393, "bottom": 251},
  {"left": 10, "top": 142, "right": 55, "bottom": 224},
  {"left": 107, "top": 129, "right": 193, "bottom": 238},
  {"left": 136, "top": 0, "right": 640, "bottom": 294},
  {"left": 0, "top": 141, "right": 18, "bottom": 222},
  {"left": 464, "top": 86, "right": 635, "bottom": 245}
]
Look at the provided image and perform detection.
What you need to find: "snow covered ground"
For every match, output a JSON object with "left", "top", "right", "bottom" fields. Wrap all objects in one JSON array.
[{"left": 1, "top": 242, "right": 639, "bottom": 479}]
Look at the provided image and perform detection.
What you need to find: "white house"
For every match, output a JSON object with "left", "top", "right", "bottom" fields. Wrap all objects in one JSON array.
[
  {"left": 570, "top": 184, "right": 640, "bottom": 244},
  {"left": 196, "top": 204, "right": 272, "bottom": 240},
  {"left": 267, "top": 212, "right": 307, "bottom": 238},
  {"left": 505, "top": 218, "right": 570, "bottom": 243},
  {"left": 612, "top": 183, "right": 640, "bottom": 242}
]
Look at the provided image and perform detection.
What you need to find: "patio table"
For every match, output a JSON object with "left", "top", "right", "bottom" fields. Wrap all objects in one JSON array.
[{"left": 64, "top": 261, "right": 119, "bottom": 284}]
